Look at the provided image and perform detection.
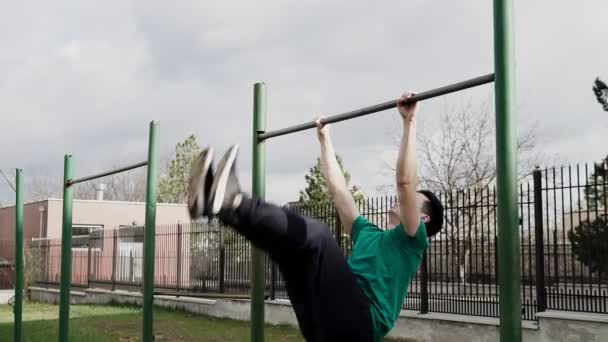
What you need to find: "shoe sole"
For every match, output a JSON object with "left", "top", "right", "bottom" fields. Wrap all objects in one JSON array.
[
  {"left": 188, "top": 147, "right": 214, "bottom": 219},
  {"left": 209, "top": 144, "right": 240, "bottom": 215}
]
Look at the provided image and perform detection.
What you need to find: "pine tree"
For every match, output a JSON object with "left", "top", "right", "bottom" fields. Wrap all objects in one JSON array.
[
  {"left": 593, "top": 78, "right": 608, "bottom": 111},
  {"left": 585, "top": 155, "right": 608, "bottom": 210},
  {"left": 158, "top": 135, "right": 201, "bottom": 203},
  {"left": 568, "top": 216, "right": 608, "bottom": 274},
  {"left": 298, "top": 156, "right": 365, "bottom": 211}
]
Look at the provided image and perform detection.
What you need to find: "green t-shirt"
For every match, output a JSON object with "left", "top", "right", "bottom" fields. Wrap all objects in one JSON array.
[{"left": 348, "top": 216, "right": 429, "bottom": 341}]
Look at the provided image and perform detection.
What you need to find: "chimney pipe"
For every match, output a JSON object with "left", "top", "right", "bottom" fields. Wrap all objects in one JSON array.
[{"left": 95, "top": 183, "right": 106, "bottom": 201}]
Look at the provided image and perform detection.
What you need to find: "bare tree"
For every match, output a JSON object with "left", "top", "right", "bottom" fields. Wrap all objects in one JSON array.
[
  {"left": 0, "top": 169, "right": 17, "bottom": 207},
  {"left": 25, "top": 158, "right": 169, "bottom": 203},
  {"left": 0, "top": 169, "right": 16, "bottom": 192},
  {"left": 382, "top": 97, "right": 538, "bottom": 193},
  {"left": 71, "top": 166, "right": 149, "bottom": 201},
  {"left": 27, "top": 171, "right": 63, "bottom": 201},
  {"left": 380, "top": 97, "right": 540, "bottom": 283},
  {"left": 27, "top": 170, "right": 145, "bottom": 202}
]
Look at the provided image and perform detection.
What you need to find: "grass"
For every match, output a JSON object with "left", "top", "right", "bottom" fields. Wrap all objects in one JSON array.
[{"left": 0, "top": 302, "right": 416, "bottom": 341}]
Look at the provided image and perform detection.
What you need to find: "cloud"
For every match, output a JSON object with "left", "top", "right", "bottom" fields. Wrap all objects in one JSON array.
[{"left": 1, "top": 0, "right": 607, "bottom": 206}]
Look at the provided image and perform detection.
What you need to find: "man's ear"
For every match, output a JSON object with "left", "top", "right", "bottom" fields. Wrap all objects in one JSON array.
[{"left": 421, "top": 214, "right": 431, "bottom": 223}]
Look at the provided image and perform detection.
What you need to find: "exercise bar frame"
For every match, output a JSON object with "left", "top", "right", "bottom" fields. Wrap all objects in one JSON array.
[
  {"left": 66, "top": 161, "right": 148, "bottom": 186},
  {"left": 14, "top": 169, "right": 24, "bottom": 342},
  {"left": 57, "top": 121, "right": 159, "bottom": 342},
  {"left": 258, "top": 73, "right": 495, "bottom": 141},
  {"left": 251, "top": 2, "right": 519, "bottom": 339}
]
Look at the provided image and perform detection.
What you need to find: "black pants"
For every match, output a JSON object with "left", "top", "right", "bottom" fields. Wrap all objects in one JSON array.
[{"left": 220, "top": 197, "right": 373, "bottom": 342}]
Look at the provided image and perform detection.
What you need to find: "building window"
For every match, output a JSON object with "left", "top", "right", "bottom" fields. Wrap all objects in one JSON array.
[
  {"left": 73, "top": 224, "right": 104, "bottom": 249},
  {"left": 118, "top": 225, "right": 144, "bottom": 243}
]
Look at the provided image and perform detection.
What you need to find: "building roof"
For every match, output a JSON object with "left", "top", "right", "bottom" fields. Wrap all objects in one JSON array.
[{"left": 0, "top": 198, "right": 188, "bottom": 210}]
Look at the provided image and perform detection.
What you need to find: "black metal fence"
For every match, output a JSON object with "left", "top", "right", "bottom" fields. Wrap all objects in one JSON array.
[
  {"left": 540, "top": 165, "right": 608, "bottom": 314},
  {"left": 30, "top": 164, "right": 607, "bottom": 320},
  {"left": 0, "top": 240, "right": 15, "bottom": 291}
]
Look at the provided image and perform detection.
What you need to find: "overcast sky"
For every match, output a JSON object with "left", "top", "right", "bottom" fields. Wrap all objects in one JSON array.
[{"left": 1, "top": 0, "right": 606, "bottom": 206}]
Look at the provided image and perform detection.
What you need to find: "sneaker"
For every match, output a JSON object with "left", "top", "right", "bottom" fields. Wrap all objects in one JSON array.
[
  {"left": 188, "top": 147, "right": 214, "bottom": 219},
  {"left": 209, "top": 144, "right": 242, "bottom": 215}
]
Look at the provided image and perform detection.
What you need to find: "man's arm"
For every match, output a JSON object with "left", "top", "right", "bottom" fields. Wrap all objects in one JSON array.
[
  {"left": 316, "top": 117, "right": 360, "bottom": 235},
  {"left": 396, "top": 93, "right": 421, "bottom": 237}
]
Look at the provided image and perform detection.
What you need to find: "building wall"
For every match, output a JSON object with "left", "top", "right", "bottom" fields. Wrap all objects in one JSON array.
[
  {"left": 1, "top": 199, "right": 191, "bottom": 241},
  {"left": 2, "top": 198, "right": 193, "bottom": 285},
  {"left": 45, "top": 198, "right": 192, "bottom": 238},
  {"left": 0, "top": 200, "right": 48, "bottom": 261}
]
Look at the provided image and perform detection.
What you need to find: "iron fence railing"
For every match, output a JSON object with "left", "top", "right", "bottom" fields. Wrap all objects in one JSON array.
[{"left": 27, "top": 165, "right": 608, "bottom": 320}]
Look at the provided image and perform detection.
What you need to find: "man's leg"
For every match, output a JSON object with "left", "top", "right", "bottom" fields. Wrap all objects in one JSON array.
[
  {"left": 220, "top": 196, "right": 373, "bottom": 342},
  {"left": 219, "top": 196, "right": 327, "bottom": 257},
  {"left": 190, "top": 145, "right": 373, "bottom": 341},
  {"left": 220, "top": 196, "right": 330, "bottom": 341},
  {"left": 192, "top": 144, "right": 334, "bottom": 258},
  {"left": 312, "top": 231, "right": 374, "bottom": 341}
]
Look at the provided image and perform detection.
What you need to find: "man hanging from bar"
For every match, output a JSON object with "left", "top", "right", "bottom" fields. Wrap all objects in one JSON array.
[{"left": 188, "top": 92, "right": 444, "bottom": 342}]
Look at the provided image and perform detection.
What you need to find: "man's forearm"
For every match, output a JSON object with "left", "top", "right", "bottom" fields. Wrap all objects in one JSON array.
[
  {"left": 396, "top": 119, "right": 421, "bottom": 236},
  {"left": 319, "top": 136, "right": 360, "bottom": 233},
  {"left": 316, "top": 121, "right": 360, "bottom": 233},
  {"left": 396, "top": 121, "right": 417, "bottom": 188},
  {"left": 319, "top": 137, "right": 349, "bottom": 195},
  {"left": 395, "top": 92, "right": 421, "bottom": 236}
]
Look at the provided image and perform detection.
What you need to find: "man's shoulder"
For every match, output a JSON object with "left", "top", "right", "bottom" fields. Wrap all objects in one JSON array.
[
  {"left": 388, "top": 221, "right": 430, "bottom": 252},
  {"left": 351, "top": 216, "right": 383, "bottom": 241},
  {"left": 353, "top": 216, "right": 383, "bottom": 231}
]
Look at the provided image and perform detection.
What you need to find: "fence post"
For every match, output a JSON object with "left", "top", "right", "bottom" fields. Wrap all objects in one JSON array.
[
  {"left": 334, "top": 208, "right": 343, "bottom": 252},
  {"left": 127, "top": 251, "right": 133, "bottom": 282},
  {"left": 112, "top": 230, "right": 117, "bottom": 291},
  {"left": 494, "top": 236, "right": 499, "bottom": 283},
  {"left": 552, "top": 229, "right": 558, "bottom": 285},
  {"left": 45, "top": 241, "right": 49, "bottom": 289},
  {"left": 177, "top": 221, "right": 182, "bottom": 292},
  {"left": 270, "top": 261, "right": 277, "bottom": 300},
  {"left": 219, "top": 225, "right": 225, "bottom": 293},
  {"left": 87, "top": 235, "right": 92, "bottom": 286},
  {"left": 533, "top": 168, "right": 547, "bottom": 312},
  {"left": 420, "top": 250, "right": 429, "bottom": 314}
]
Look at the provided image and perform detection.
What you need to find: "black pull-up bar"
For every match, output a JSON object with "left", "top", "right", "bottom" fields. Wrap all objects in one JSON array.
[
  {"left": 66, "top": 160, "right": 148, "bottom": 186},
  {"left": 258, "top": 73, "right": 495, "bottom": 141}
]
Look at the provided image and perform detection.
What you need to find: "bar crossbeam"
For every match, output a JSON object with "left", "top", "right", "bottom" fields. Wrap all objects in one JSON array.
[
  {"left": 67, "top": 160, "right": 148, "bottom": 186},
  {"left": 258, "top": 73, "right": 494, "bottom": 141}
]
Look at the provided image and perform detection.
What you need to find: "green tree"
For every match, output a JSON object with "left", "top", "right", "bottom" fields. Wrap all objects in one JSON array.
[
  {"left": 158, "top": 134, "right": 201, "bottom": 203},
  {"left": 568, "top": 217, "right": 608, "bottom": 274},
  {"left": 585, "top": 155, "right": 607, "bottom": 210},
  {"left": 593, "top": 78, "right": 608, "bottom": 111},
  {"left": 298, "top": 156, "right": 365, "bottom": 211}
]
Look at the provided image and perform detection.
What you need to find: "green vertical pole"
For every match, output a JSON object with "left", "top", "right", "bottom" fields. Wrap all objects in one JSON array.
[
  {"left": 142, "top": 121, "right": 159, "bottom": 342},
  {"left": 252, "top": 83, "right": 266, "bottom": 342},
  {"left": 14, "top": 169, "right": 23, "bottom": 342},
  {"left": 58, "top": 155, "right": 74, "bottom": 342},
  {"left": 493, "top": 0, "right": 521, "bottom": 341}
]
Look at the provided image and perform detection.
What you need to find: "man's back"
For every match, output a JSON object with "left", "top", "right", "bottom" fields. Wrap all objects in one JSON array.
[{"left": 348, "top": 216, "right": 429, "bottom": 340}]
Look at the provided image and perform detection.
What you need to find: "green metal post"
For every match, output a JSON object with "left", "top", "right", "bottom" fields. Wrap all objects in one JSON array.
[
  {"left": 14, "top": 169, "right": 23, "bottom": 342},
  {"left": 252, "top": 83, "right": 267, "bottom": 342},
  {"left": 142, "top": 121, "right": 159, "bottom": 342},
  {"left": 58, "top": 155, "right": 74, "bottom": 342},
  {"left": 493, "top": 0, "right": 521, "bottom": 341}
]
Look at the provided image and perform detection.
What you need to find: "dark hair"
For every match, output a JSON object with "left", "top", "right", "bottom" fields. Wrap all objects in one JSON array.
[{"left": 417, "top": 190, "right": 444, "bottom": 238}]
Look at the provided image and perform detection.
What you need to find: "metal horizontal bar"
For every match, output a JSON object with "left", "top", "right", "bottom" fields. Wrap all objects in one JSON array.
[
  {"left": 67, "top": 160, "right": 148, "bottom": 186},
  {"left": 258, "top": 73, "right": 495, "bottom": 141}
]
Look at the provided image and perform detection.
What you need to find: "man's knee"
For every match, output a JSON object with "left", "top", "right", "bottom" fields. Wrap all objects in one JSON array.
[{"left": 305, "top": 220, "right": 334, "bottom": 246}]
